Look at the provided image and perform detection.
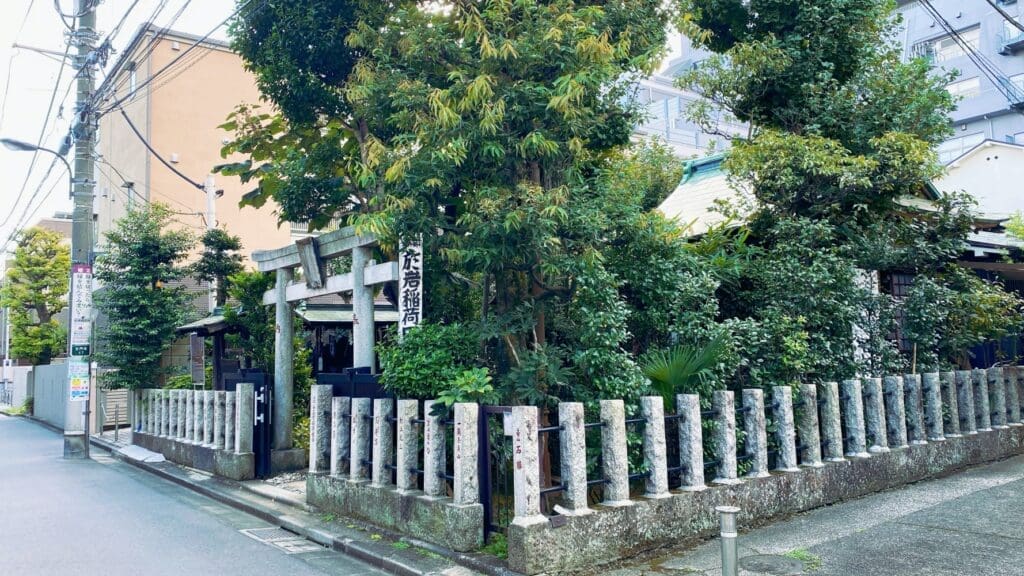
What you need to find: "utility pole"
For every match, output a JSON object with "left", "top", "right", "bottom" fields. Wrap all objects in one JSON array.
[{"left": 65, "top": 0, "right": 98, "bottom": 459}]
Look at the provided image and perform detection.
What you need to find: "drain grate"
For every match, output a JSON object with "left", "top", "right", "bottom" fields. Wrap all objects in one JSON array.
[{"left": 240, "top": 527, "right": 324, "bottom": 554}]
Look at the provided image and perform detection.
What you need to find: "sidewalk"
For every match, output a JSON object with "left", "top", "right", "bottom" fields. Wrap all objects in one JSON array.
[
  {"left": 600, "top": 454, "right": 1024, "bottom": 576},
  {"left": 88, "top": 427, "right": 512, "bottom": 576}
]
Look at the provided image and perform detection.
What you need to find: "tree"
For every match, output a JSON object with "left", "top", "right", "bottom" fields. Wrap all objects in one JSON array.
[
  {"left": 95, "top": 204, "right": 193, "bottom": 389},
  {"left": 222, "top": 270, "right": 275, "bottom": 372},
  {"left": 0, "top": 228, "right": 69, "bottom": 364},
  {"left": 223, "top": 1, "right": 676, "bottom": 404},
  {"left": 192, "top": 228, "right": 244, "bottom": 307}
]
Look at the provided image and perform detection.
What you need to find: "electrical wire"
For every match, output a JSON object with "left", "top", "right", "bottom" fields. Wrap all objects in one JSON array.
[
  {"left": 0, "top": 40, "right": 74, "bottom": 231},
  {"left": 97, "top": 0, "right": 265, "bottom": 116},
  {"left": 920, "top": 0, "right": 1024, "bottom": 110},
  {"left": 0, "top": 2, "right": 40, "bottom": 135},
  {"left": 118, "top": 108, "right": 203, "bottom": 189},
  {"left": 983, "top": 0, "right": 1024, "bottom": 34}
]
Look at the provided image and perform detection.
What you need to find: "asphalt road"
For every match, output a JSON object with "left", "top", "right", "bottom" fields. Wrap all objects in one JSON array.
[{"left": 0, "top": 414, "right": 386, "bottom": 576}]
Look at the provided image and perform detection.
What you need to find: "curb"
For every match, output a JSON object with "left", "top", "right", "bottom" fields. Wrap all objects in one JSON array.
[{"left": 88, "top": 433, "right": 517, "bottom": 576}]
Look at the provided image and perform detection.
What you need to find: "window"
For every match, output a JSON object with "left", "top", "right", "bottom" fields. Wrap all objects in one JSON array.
[
  {"left": 937, "top": 132, "right": 984, "bottom": 163},
  {"left": 946, "top": 77, "right": 981, "bottom": 99},
  {"left": 127, "top": 61, "right": 137, "bottom": 93},
  {"left": 916, "top": 26, "right": 980, "bottom": 62},
  {"left": 1005, "top": 18, "right": 1024, "bottom": 42}
]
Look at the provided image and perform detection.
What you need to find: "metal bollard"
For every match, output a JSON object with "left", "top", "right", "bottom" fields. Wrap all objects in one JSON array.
[{"left": 717, "top": 505, "right": 740, "bottom": 576}]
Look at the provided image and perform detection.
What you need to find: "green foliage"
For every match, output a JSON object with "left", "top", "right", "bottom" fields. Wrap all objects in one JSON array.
[
  {"left": 378, "top": 323, "right": 481, "bottom": 399},
  {"left": 223, "top": 271, "right": 275, "bottom": 372},
  {"left": 480, "top": 533, "right": 508, "bottom": 559},
  {"left": 5, "top": 396, "right": 33, "bottom": 416},
  {"left": 293, "top": 336, "right": 316, "bottom": 449},
  {"left": 191, "top": 229, "right": 244, "bottom": 306},
  {"left": 438, "top": 367, "right": 498, "bottom": 407},
  {"left": 642, "top": 331, "right": 729, "bottom": 410},
  {"left": 95, "top": 204, "right": 193, "bottom": 389},
  {"left": 0, "top": 227, "right": 70, "bottom": 365},
  {"left": 905, "top": 269, "right": 1024, "bottom": 370}
]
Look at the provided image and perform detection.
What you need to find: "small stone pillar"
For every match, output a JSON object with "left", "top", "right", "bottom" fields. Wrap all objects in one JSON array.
[
  {"left": 819, "top": 382, "right": 845, "bottom": 462},
  {"left": 861, "top": 377, "right": 889, "bottom": 453},
  {"left": 395, "top": 399, "right": 418, "bottom": 491},
  {"left": 201, "top": 390, "right": 213, "bottom": 446},
  {"left": 1005, "top": 366, "right": 1022, "bottom": 426},
  {"left": 373, "top": 398, "right": 397, "bottom": 487},
  {"left": 225, "top": 391, "right": 235, "bottom": 450},
  {"left": 955, "top": 371, "right": 977, "bottom": 435},
  {"left": 558, "top": 402, "right": 590, "bottom": 513},
  {"left": 185, "top": 390, "right": 194, "bottom": 442},
  {"left": 193, "top": 389, "right": 204, "bottom": 445},
  {"left": 179, "top": 391, "right": 188, "bottom": 440},
  {"left": 1016, "top": 366, "right": 1024, "bottom": 421},
  {"left": 349, "top": 398, "right": 372, "bottom": 482},
  {"left": 600, "top": 399, "right": 631, "bottom": 505},
  {"left": 423, "top": 400, "right": 446, "bottom": 497},
  {"left": 712, "top": 390, "right": 741, "bottom": 484},
  {"left": 903, "top": 374, "right": 927, "bottom": 445},
  {"left": 139, "top": 390, "right": 148, "bottom": 433},
  {"left": 883, "top": 376, "right": 908, "bottom": 449},
  {"left": 676, "top": 394, "right": 706, "bottom": 489},
  {"left": 641, "top": 396, "right": 671, "bottom": 497},
  {"left": 309, "top": 385, "right": 333, "bottom": 473},
  {"left": 331, "top": 397, "right": 352, "bottom": 477},
  {"left": 921, "top": 373, "right": 945, "bottom": 441},
  {"left": 214, "top": 391, "right": 226, "bottom": 450},
  {"left": 772, "top": 386, "right": 800, "bottom": 471},
  {"left": 940, "top": 372, "right": 961, "bottom": 437},
  {"left": 172, "top": 391, "right": 181, "bottom": 440},
  {"left": 236, "top": 383, "right": 254, "bottom": 454},
  {"left": 973, "top": 368, "right": 992, "bottom": 431},
  {"left": 741, "top": 389, "right": 769, "bottom": 479},
  {"left": 156, "top": 390, "right": 165, "bottom": 437},
  {"left": 165, "top": 390, "right": 176, "bottom": 438},
  {"left": 797, "top": 384, "right": 823, "bottom": 467},
  {"left": 841, "top": 379, "right": 870, "bottom": 458},
  {"left": 988, "top": 367, "right": 1008, "bottom": 429},
  {"left": 511, "top": 405, "right": 545, "bottom": 526},
  {"left": 453, "top": 403, "right": 478, "bottom": 504}
]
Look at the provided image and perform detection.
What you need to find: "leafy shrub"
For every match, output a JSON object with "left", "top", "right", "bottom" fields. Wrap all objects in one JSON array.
[
  {"left": 378, "top": 323, "right": 481, "bottom": 399},
  {"left": 438, "top": 367, "right": 498, "bottom": 407}
]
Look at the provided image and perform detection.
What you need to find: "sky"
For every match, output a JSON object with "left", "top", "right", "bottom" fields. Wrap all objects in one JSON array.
[{"left": 0, "top": 0, "right": 236, "bottom": 252}]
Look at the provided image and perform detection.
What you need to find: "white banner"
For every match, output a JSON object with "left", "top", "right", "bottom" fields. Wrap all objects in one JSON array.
[{"left": 398, "top": 239, "right": 423, "bottom": 336}]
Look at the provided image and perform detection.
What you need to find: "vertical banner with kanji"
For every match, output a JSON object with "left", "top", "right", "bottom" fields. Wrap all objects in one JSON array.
[
  {"left": 398, "top": 239, "right": 423, "bottom": 337},
  {"left": 68, "top": 263, "right": 93, "bottom": 401}
]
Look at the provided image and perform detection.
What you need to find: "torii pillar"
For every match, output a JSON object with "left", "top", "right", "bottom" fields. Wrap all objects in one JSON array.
[{"left": 274, "top": 267, "right": 295, "bottom": 449}]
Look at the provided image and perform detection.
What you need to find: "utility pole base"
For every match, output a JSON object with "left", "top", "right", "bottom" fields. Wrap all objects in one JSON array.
[{"left": 63, "top": 432, "right": 88, "bottom": 459}]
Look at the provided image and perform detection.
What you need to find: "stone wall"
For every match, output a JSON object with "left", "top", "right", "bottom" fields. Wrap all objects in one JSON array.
[
  {"left": 133, "top": 386, "right": 255, "bottom": 481},
  {"left": 505, "top": 366, "right": 1024, "bottom": 574},
  {"left": 305, "top": 389, "right": 484, "bottom": 551}
]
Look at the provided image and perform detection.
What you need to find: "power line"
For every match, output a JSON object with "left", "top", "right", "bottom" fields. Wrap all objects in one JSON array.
[
  {"left": 97, "top": 0, "right": 264, "bottom": 116},
  {"left": 118, "top": 108, "right": 203, "bottom": 189},
  {"left": 983, "top": 0, "right": 1024, "bottom": 34},
  {"left": 0, "top": 2, "right": 41, "bottom": 136},
  {"left": 0, "top": 40, "right": 74, "bottom": 232}
]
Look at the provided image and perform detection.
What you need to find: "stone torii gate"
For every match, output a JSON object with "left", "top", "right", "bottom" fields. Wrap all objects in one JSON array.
[{"left": 252, "top": 226, "right": 398, "bottom": 450}]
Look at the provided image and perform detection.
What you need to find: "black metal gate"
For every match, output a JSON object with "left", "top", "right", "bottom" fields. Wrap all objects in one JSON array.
[
  {"left": 224, "top": 370, "right": 273, "bottom": 478},
  {"left": 479, "top": 406, "right": 514, "bottom": 538}
]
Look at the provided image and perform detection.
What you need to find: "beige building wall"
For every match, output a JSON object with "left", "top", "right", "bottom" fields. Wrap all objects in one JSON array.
[{"left": 95, "top": 27, "right": 292, "bottom": 265}]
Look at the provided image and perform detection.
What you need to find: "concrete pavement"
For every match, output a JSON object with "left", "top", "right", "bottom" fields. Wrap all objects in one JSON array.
[
  {"left": 603, "top": 454, "right": 1024, "bottom": 576},
  {"left": 0, "top": 413, "right": 386, "bottom": 576}
]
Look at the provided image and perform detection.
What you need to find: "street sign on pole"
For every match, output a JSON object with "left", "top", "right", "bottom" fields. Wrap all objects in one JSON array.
[
  {"left": 70, "top": 264, "right": 93, "bottom": 357},
  {"left": 68, "top": 358, "right": 90, "bottom": 401}
]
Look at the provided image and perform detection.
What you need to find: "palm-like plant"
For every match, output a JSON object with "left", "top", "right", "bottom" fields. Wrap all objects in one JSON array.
[{"left": 642, "top": 331, "right": 730, "bottom": 410}]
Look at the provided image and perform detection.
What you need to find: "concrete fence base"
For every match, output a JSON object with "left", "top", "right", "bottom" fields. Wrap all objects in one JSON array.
[
  {"left": 133, "top": 431, "right": 255, "bottom": 481},
  {"left": 507, "top": 425, "right": 1024, "bottom": 574}
]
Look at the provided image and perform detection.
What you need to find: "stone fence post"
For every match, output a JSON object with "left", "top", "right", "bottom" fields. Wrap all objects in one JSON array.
[
  {"left": 940, "top": 372, "right": 961, "bottom": 438},
  {"left": 236, "top": 382, "right": 254, "bottom": 454},
  {"left": 1006, "top": 366, "right": 1022, "bottom": 426},
  {"left": 349, "top": 398, "right": 372, "bottom": 482},
  {"left": 676, "top": 394, "right": 706, "bottom": 489},
  {"left": 372, "top": 398, "right": 395, "bottom": 487},
  {"left": 772, "top": 386, "right": 800, "bottom": 471},
  {"left": 203, "top": 390, "right": 214, "bottom": 446},
  {"left": 973, "top": 368, "right": 992, "bottom": 431},
  {"left": 641, "top": 396, "right": 670, "bottom": 497},
  {"left": 921, "top": 373, "right": 944, "bottom": 441},
  {"left": 712, "top": 390, "right": 741, "bottom": 484},
  {"left": 423, "top": 399, "right": 446, "bottom": 497},
  {"left": 309, "top": 384, "right": 332, "bottom": 473},
  {"left": 332, "top": 397, "right": 352, "bottom": 477},
  {"left": 185, "top": 390, "right": 194, "bottom": 442},
  {"left": 841, "top": 379, "right": 869, "bottom": 458},
  {"left": 395, "top": 399, "right": 418, "bottom": 491},
  {"left": 797, "top": 384, "right": 823, "bottom": 467},
  {"left": 600, "top": 399, "right": 631, "bottom": 506},
  {"left": 862, "top": 377, "right": 888, "bottom": 453},
  {"left": 453, "top": 403, "right": 478, "bottom": 505},
  {"left": 955, "top": 371, "right": 977, "bottom": 435},
  {"left": 903, "top": 374, "right": 926, "bottom": 445},
  {"left": 819, "top": 382, "right": 845, "bottom": 462},
  {"left": 558, "top": 402, "right": 591, "bottom": 513},
  {"left": 988, "top": 367, "right": 1008, "bottom": 429},
  {"left": 225, "top": 391, "right": 236, "bottom": 450},
  {"left": 214, "top": 391, "right": 226, "bottom": 450},
  {"left": 511, "top": 405, "right": 545, "bottom": 527},
  {"left": 883, "top": 376, "right": 908, "bottom": 449},
  {"left": 741, "top": 389, "right": 769, "bottom": 479}
]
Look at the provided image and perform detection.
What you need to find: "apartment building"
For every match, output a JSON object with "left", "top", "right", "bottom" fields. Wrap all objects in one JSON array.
[
  {"left": 93, "top": 24, "right": 293, "bottom": 273},
  {"left": 897, "top": 1, "right": 1024, "bottom": 162}
]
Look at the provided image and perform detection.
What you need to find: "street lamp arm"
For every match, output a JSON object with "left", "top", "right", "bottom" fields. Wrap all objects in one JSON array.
[{"left": 1, "top": 138, "right": 76, "bottom": 198}]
